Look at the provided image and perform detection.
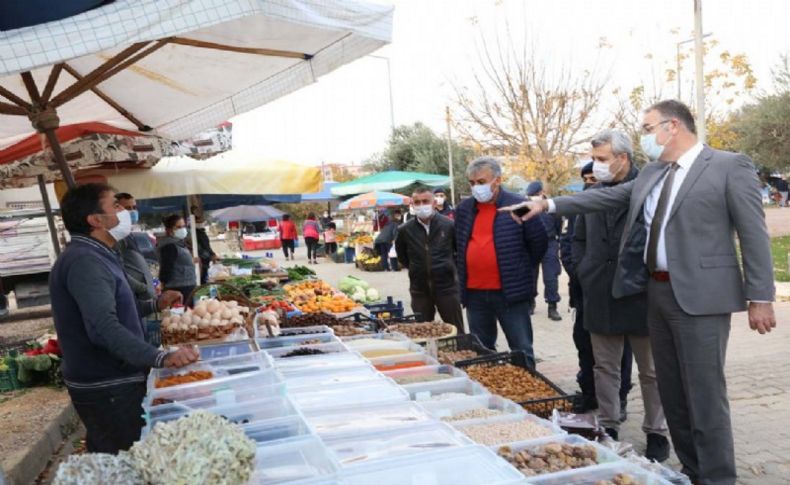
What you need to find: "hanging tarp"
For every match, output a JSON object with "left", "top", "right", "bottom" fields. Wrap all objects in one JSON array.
[{"left": 330, "top": 171, "right": 449, "bottom": 196}]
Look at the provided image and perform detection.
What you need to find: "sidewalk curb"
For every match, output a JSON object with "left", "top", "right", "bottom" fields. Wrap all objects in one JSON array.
[{"left": 0, "top": 400, "right": 78, "bottom": 485}]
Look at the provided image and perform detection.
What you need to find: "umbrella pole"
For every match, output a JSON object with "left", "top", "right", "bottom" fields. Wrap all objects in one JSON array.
[
  {"left": 37, "top": 174, "right": 61, "bottom": 256},
  {"left": 43, "top": 128, "right": 77, "bottom": 188}
]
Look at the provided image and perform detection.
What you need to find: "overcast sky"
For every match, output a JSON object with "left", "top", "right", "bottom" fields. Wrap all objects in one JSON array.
[{"left": 232, "top": 0, "right": 790, "bottom": 166}]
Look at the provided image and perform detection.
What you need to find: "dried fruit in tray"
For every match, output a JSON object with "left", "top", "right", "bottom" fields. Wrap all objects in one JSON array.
[
  {"left": 386, "top": 322, "right": 455, "bottom": 339},
  {"left": 441, "top": 408, "right": 505, "bottom": 422},
  {"left": 281, "top": 348, "right": 327, "bottom": 358},
  {"left": 282, "top": 313, "right": 342, "bottom": 328},
  {"left": 393, "top": 374, "right": 453, "bottom": 385},
  {"left": 497, "top": 442, "right": 599, "bottom": 477},
  {"left": 154, "top": 370, "right": 213, "bottom": 388},
  {"left": 465, "top": 363, "right": 559, "bottom": 402},
  {"left": 438, "top": 349, "right": 479, "bottom": 365}
]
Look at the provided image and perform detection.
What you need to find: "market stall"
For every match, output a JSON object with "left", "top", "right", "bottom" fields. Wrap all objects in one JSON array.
[{"left": 335, "top": 191, "right": 409, "bottom": 267}]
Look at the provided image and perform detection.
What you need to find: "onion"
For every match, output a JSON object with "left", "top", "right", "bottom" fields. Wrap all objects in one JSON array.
[
  {"left": 210, "top": 318, "right": 222, "bottom": 327},
  {"left": 207, "top": 300, "right": 220, "bottom": 313},
  {"left": 193, "top": 305, "right": 207, "bottom": 318},
  {"left": 220, "top": 309, "right": 233, "bottom": 320},
  {"left": 197, "top": 319, "right": 210, "bottom": 328},
  {"left": 226, "top": 300, "right": 238, "bottom": 308}
]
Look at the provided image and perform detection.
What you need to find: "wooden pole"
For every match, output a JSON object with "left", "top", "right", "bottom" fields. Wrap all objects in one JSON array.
[
  {"left": 44, "top": 128, "right": 76, "bottom": 188},
  {"left": 37, "top": 174, "right": 61, "bottom": 256}
]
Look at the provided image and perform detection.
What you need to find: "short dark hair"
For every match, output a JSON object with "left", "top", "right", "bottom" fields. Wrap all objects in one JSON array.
[
  {"left": 647, "top": 99, "right": 697, "bottom": 135},
  {"left": 307, "top": 212, "right": 316, "bottom": 220},
  {"left": 412, "top": 186, "right": 433, "bottom": 196},
  {"left": 282, "top": 214, "right": 290, "bottom": 221},
  {"left": 61, "top": 183, "right": 115, "bottom": 236},
  {"left": 392, "top": 209, "right": 403, "bottom": 216},
  {"left": 115, "top": 192, "right": 133, "bottom": 201},
  {"left": 163, "top": 214, "right": 183, "bottom": 230}
]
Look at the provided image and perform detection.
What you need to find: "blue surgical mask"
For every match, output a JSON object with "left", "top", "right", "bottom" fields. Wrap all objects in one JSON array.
[
  {"left": 129, "top": 209, "right": 139, "bottom": 224},
  {"left": 471, "top": 183, "right": 494, "bottom": 203},
  {"left": 174, "top": 227, "right": 188, "bottom": 240},
  {"left": 640, "top": 133, "right": 671, "bottom": 161}
]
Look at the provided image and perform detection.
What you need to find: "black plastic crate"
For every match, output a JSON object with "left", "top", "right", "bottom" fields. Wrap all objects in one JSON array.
[
  {"left": 364, "top": 297, "right": 404, "bottom": 319},
  {"left": 456, "top": 350, "right": 572, "bottom": 419},
  {"left": 428, "top": 334, "right": 495, "bottom": 363}
]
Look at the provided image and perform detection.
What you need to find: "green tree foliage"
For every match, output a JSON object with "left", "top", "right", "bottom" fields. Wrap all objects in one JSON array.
[
  {"left": 733, "top": 55, "right": 790, "bottom": 171},
  {"left": 365, "top": 122, "right": 475, "bottom": 198}
]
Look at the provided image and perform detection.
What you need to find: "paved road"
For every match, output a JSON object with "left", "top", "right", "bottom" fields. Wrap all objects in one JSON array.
[{"left": 256, "top": 238, "right": 789, "bottom": 485}]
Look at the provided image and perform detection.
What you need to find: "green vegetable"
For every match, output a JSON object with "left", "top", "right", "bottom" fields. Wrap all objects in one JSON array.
[{"left": 339, "top": 275, "right": 369, "bottom": 294}]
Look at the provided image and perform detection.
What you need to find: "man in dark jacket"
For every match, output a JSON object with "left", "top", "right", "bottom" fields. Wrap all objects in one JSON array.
[
  {"left": 526, "top": 181, "right": 563, "bottom": 321},
  {"left": 572, "top": 130, "right": 669, "bottom": 461},
  {"left": 433, "top": 187, "right": 455, "bottom": 218},
  {"left": 455, "top": 157, "right": 547, "bottom": 368},
  {"left": 115, "top": 193, "right": 156, "bottom": 313},
  {"left": 395, "top": 187, "right": 463, "bottom": 333},
  {"left": 560, "top": 163, "right": 634, "bottom": 417},
  {"left": 50, "top": 184, "right": 198, "bottom": 454},
  {"left": 375, "top": 210, "right": 401, "bottom": 271}
]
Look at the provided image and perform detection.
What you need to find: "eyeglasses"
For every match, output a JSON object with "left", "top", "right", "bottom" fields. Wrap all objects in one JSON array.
[{"left": 641, "top": 119, "right": 671, "bottom": 135}]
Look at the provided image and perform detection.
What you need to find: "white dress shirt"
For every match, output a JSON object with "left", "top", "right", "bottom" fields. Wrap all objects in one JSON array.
[{"left": 643, "top": 142, "right": 704, "bottom": 271}]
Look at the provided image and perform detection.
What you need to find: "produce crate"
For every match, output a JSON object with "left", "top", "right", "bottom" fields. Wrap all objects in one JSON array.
[
  {"left": 0, "top": 355, "right": 20, "bottom": 393},
  {"left": 423, "top": 334, "right": 495, "bottom": 363},
  {"left": 456, "top": 351, "right": 572, "bottom": 419},
  {"left": 364, "top": 297, "right": 405, "bottom": 319}
]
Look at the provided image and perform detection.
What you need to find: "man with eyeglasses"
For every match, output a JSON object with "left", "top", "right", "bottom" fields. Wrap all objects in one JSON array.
[{"left": 508, "top": 100, "right": 776, "bottom": 485}]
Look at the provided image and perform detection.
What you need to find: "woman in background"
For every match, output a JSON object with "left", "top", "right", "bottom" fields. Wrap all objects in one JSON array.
[
  {"left": 303, "top": 213, "right": 321, "bottom": 264},
  {"left": 157, "top": 214, "right": 198, "bottom": 304},
  {"left": 324, "top": 222, "right": 337, "bottom": 258},
  {"left": 279, "top": 214, "right": 297, "bottom": 261}
]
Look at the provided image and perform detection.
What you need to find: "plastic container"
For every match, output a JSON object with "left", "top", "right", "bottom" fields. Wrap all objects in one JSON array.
[
  {"left": 275, "top": 352, "right": 370, "bottom": 374},
  {"left": 196, "top": 340, "right": 257, "bottom": 360},
  {"left": 275, "top": 325, "right": 335, "bottom": 337},
  {"left": 303, "top": 401, "right": 434, "bottom": 439},
  {"left": 352, "top": 340, "right": 424, "bottom": 359},
  {"left": 242, "top": 415, "right": 314, "bottom": 444},
  {"left": 323, "top": 422, "right": 473, "bottom": 467},
  {"left": 491, "top": 434, "right": 629, "bottom": 476},
  {"left": 456, "top": 351, "right": 572, "bottom": 418},
  {"left": 342, "top": 332, "right": 410, "bottom": 348},
  {"left": 265, "top": 341, "right": 349, "bottom": 360},
  {"left": 523, "top": 461, "right": 672, "bottom": 485},
  {"left": 257, "top": 333, "right": 339, "bottom": 350},
  {"left": 147, "top": 351, "right": 273, "bottom": 393},
  {"left": 143, "top": 381, "right": 298, "bottom": 421},
  {"left": 144, "top": 392, "right": 294, "bottom": 433},
  {"left": 338, "top": 446, "right": 525, "bottom": 485},
  {"left": 417, "top": 394, "right": 528, "bottom": 425},
  {"left": 406, "top": 377, "right": 490, "bottom": 402},
  {"left": 369, "top": 352, "right": 439, "bottom": 373},
  {"left": 454, "top": 413, "right": 565, "bottom": 447},
  {"left": 251, "top": 437, "right": 340, "bottom": 484},
  {"left": 146, "top": 368, "right": 283, "bottom": 407},
  {"left": 383, "top": 364, "right": 468, "bottom": 388},
  {"left": 283, "top": 365, "right": 385, "bottom": 391},
  {"left": 290, "top": 380, "right": 409, "bottom": 411}
]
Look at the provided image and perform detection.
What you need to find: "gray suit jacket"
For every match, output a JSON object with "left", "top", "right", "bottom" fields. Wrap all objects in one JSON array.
[{"left": 554, "top": 145, "right": 774, "bottom": 316}]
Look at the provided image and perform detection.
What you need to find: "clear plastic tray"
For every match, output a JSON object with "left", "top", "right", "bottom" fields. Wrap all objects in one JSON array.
[
  {"left": 275, "top": 352, "right": 370, "bottom": 374},
  {"left": 145, "top": 382, "right": 290, "bottom": 420},
  {"left": 195, "top": 340, "right": 257, "bottom": 360},
  {"left": 407, "top": 377, "right": 490, "bottom": 402},
  {"left": 147, "top": 351, "right": 272, "bottom": 394},
  {"left": 454, "top": 413, "right": 565, "bottom": 447},
  {"left": 145, "top": 393, "right": 295, "bottom": 432},
  {"left": 146, "top": 368, "right": 283, "bottom": 406},
  {"left": 338, "top": 446, "right": 525, "bottom": 485},
  {"left": 369, "top": 352, "right": 439, "bottom": 372},
  {"left": 384, "top": 364, "right": 468, "bottom": 387},
  {"left": 523, "top": 461, "right": 672, "bottom": 484},
  {"left": 355, "top": 340, "right": 425, "bottom": 359},
  {"left": 257, "top": 333, "right": 339, "bottom": 349},
  {"left": 242, "top": 415, "right": 314, "bottom": 444},
  {"left": 324, "top": 422, "right": 473, "bottom": 467},
  {"left": 252, "top": 437, "right": 340, "bottom": 484},
  {"left": 342, "top": 332, "right": 411, "bottom": 348},
  {"left": 265, "top": 341, "right": 349, "bottom": 359},
  {"left": 275, "top": 325, "right": 335, "bottom": 337},
  {"left": 283, "top": 365, "right": 385, "bottom": 391},
  {"left": 494, "top": 434, "right": 621, "bottom": 478},
  {"left": 290, "top": 380, "right": 409, "bottom": 411},
  {"left": 417, "top": 394, "right": 528, "bottom": 425},
  {"left": 303, "top": 401, "right": 434, "bottom": 438}
]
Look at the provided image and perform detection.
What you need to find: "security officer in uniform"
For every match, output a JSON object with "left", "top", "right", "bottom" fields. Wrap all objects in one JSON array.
[{"left": 526, "top": 181, "right": 562, "bottom": 321}]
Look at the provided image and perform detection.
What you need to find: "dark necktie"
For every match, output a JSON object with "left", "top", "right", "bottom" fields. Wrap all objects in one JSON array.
[{"left": 646, "top": 162, "right": 679, "bottom": 273}]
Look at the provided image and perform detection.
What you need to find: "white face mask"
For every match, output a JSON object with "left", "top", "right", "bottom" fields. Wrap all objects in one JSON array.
[
  {"left": 408, "top": 205, "right": 416, "bottom": 216},
  {"left": 435, "top": 195, "right": 446, "bottom": 206},
  {"left": 174, "top": 227, "right": 188, "bottom": 240},
  {"left": 592, "top": 161, "right": 616, "bottom": 183},
  {"left": 108, "top": 209, "right": 132, "bottom": 241},
  {"left": 471, "top": 183, "right": 494, "bottom": 203},
  {"left": 415, "top": 204, "right": 434, "bottom": 220}
]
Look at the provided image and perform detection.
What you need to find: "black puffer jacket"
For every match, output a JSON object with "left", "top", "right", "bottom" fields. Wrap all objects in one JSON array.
[{"left": 395, "top": 214, "right": 457, "bottom": 295}]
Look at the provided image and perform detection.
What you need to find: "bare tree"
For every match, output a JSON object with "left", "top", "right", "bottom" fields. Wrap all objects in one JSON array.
[{"left": 453, "top": 27, "right": 607, "bottom": 190}]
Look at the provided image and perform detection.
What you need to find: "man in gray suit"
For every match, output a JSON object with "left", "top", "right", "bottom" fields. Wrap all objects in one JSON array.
[{"left": 507, "top": 100, "right": 776, "bottom": 485}]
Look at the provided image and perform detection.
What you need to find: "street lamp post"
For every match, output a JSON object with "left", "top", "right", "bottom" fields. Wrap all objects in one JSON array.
[{"left": 368, "top": 55, "right": 395, "bottom": 135}]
